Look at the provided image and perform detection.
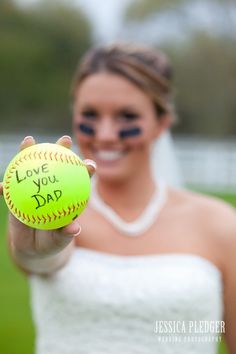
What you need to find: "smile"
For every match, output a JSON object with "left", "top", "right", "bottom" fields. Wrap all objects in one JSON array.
[{"left": 94, "top": 149, "right": 127, "bottom": 162}]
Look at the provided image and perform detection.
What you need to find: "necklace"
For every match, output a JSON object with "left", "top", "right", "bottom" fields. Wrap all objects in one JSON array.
[{"left": 89, "top": 178, "right": 167, "bottom": 237}]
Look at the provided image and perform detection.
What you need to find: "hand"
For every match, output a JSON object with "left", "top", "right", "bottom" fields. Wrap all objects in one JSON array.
[{"left": 0, "top": 135, "right": 96, "bottom": 270}]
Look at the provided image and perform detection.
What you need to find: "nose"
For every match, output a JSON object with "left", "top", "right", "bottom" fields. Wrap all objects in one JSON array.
[{"left": 96, "top": 117, "right": 118, "bottom": 142}]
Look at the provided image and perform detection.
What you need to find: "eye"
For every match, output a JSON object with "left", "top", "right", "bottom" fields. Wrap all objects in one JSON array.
[
  {"left": 81, "top": 109, "right": 98, "bottom": 120},
  {"left": 119, "top": 111, "right": 140, "bottom": 121}
]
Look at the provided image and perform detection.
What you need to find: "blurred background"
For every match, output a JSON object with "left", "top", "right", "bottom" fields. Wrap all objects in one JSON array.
[{"left": 0, "top": 0, "right": 235, "bottom": 353}]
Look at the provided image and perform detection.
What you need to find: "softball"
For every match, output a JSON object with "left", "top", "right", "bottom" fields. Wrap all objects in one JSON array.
[{"left": 3, "top": 143, "right": 91, "bottom": 230}]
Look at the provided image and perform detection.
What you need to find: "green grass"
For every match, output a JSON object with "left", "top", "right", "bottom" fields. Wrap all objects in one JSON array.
[
  {"left": 0, "top": 198, "right": 35, "bottom": 354},
  {"left": 0, "top": 192, "right": 235, "bottom": 354},
  {"left": 208, "top": 192, "right": 236, "bottom": 207}
]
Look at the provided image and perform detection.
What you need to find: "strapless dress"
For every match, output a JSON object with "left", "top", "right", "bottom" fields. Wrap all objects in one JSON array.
[{"left": 29, "top": 247, "right": 223, "bottom": 354}]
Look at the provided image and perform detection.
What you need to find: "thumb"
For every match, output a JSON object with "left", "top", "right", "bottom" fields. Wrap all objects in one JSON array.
[{"left": 61, "top": 218, "right": 82, "bottom": 237}]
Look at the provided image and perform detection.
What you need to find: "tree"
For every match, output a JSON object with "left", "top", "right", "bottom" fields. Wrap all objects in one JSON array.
[
  {"left": 0, "top": 0, "right": 92, "bottom": 133},
  {"left": 124, "top": 0, "right": 236, "bottom": 137},
  {"left": 168, "top": 32, "right": 236, "bottom": 137},
  {"left": 125, "top": 0, "right": 187, "bottom": 20}
]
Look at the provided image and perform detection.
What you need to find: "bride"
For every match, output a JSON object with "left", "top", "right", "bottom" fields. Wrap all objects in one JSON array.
[{"left": 1, "top": 42, "right": 235, "bottom": 353}]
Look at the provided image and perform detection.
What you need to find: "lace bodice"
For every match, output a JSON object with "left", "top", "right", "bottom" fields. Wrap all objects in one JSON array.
[{"left": 29, "top": 247, "right": 223, "bottom": 354}]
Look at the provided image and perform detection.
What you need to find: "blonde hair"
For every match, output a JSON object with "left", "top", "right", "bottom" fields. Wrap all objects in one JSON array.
[{"left": 72, "top": 42, "right": 176, "bottom": 121}]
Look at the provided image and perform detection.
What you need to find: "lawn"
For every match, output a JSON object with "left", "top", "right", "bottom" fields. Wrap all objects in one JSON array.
[
  {"left": 0, "top": 192, "right": 235, "bottom": 354},
  {"left": 0, "top": 197, "right": 35, "bottom": 354}
]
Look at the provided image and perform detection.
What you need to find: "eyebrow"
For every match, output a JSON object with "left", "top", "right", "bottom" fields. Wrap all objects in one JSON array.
[
  {"left": 116, "top": 105, "right": 140, "bottom": 112},
  {"left": 79, "top": 104, "right": 97, "bottom": 111}
]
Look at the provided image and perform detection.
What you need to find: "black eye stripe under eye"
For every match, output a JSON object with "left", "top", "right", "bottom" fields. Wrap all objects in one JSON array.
[
  {"left": 77, "top": 123, "right": 95, "bottom": 135},
  {"left": 119, "top": 127, "right": 142, "bottom": 138}
]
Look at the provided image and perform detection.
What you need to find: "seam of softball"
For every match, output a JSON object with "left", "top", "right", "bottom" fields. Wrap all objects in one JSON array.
[
  {"left": 10, "top": 150, "right": 85, "bottom": 166},
  {"left": 4, "top": 149, "right": 88, "bottom": 225},
  {"left": 4, "top": 192, "right": 88, "bottom": 224}
]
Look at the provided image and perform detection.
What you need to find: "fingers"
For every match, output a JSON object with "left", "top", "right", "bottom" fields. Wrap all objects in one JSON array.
[
  {"left": 84, "top": 159, "right": 96, "bottom": 177},
  {"left": 20, "top": 136, "right": 36, "bottom": 151},
  {"left": 61, "top": 218, "right": 82, "bottom": 237},
  {"left": 20, "top": 135, "right": 73, "bottom": 151},
  {"left": 56, "top": 135, "right": 72, "bottom": 149},
  {"left": 55, "top": 136, "right": 96, "bottom": 177},
  {"left": 0, "top": 182, "right": 3, "bottom": 196}
]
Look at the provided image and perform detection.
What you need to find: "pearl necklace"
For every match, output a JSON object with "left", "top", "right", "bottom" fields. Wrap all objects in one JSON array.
[{"left": 89, "top": 179, "right": 167, "bottom": 237}]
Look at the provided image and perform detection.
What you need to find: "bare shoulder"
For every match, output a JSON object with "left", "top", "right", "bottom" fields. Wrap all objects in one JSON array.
[{"left": 170, "top": 186, "right": 236, "bottom": 246}]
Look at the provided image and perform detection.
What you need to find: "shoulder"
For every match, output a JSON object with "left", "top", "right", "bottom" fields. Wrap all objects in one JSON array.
[
  {"left": 170, "top": 186, "right": 236, "bottom": 249},
  {"left": 174, "top": 186, "right": 235, "bottom": 216}
]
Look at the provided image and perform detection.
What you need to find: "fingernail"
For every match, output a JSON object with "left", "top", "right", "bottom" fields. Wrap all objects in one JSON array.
[
  {"left": 23, "top": 136, "right": 34, "bottom": 141},
  {"left": 73, "top": 225, "right": 81, "bottom": 237},
  {"left": 84, "top": 159, "right": 97, "bottom": 169},
  {"left": 61, "top": 135, "right": 72, "bottom": 140}
]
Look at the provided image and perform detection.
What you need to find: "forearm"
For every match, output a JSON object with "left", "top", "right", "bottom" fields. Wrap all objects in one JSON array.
[{"left": 8, "top": 233, "right": 74, "bottom": 275}]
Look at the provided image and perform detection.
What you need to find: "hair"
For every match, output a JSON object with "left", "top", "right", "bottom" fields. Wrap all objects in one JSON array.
[{"left": 71, "top": 42, "right": 176, "bottom": 122}]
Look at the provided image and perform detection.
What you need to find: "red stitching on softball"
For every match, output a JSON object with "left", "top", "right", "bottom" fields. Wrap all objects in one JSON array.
[
  {"left": 62, "top": 208, "right": 67, "bottom": 216},
  {"left": 5, "top": 192, "right": 10, "bottom": 200},
  {"left": 8, "top": 149, "right": 83, "bottom": 167},
  {"left": 6, "top": 199, "right": 88, "bottom": 225}
]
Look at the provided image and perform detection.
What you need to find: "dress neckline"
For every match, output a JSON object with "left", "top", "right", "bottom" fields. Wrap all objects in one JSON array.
[
  {"left": 89, "top": 178, "right": 167, "bottom": 237},
  {"left": 73, "top": 246, "right": 222, "bottom": 277}
]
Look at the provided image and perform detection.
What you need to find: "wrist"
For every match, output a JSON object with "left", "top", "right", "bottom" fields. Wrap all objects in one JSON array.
[{"left": 9, "top": 237, "right": 74, "bottom": 275}]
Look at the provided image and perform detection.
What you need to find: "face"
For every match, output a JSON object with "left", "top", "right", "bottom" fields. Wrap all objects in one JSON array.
[{"left": 73, "top": 72, "right": 170, "bottom": 182}]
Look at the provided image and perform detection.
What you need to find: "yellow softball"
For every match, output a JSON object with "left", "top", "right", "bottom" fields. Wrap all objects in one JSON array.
[{"left": 3, "top": 143, "right": 91, "bottom": 230}]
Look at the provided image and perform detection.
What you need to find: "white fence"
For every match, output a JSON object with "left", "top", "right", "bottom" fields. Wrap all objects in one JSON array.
[
  {"left": 0, "top": 134, "right": 236, "bottom": 193},
  {"left": 175, "top": 137, "right": 236, "bottom": 192}
]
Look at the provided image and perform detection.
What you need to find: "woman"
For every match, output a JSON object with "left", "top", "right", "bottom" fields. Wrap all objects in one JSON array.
[{"left": 1, "top": 43, "right": 235, "bottom": 353}]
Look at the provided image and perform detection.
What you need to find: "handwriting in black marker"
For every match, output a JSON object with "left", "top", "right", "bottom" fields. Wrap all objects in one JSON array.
[
  {"left": 16, "top": 163, "right": 49, "bottom": 183},
  {"left": 31, "top": 190, "right": 62, "bottom": 209}
]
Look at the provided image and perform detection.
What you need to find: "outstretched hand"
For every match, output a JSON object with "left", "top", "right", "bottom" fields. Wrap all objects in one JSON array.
[{"left": 0, "top": 135, "right": 96, "bottom": 262}]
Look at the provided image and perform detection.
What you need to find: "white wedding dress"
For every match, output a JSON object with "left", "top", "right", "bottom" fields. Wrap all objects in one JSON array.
[
  {"left": 29, "top": 132, "right": 223, "bottom": 354},
  {"left": 29, "top": 247, "right": 223, "bottom": 354}
]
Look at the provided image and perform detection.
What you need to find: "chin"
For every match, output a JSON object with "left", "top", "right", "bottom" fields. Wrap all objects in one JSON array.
[{"left": 96, "top": 165, "right": 130, "bottom": 184}]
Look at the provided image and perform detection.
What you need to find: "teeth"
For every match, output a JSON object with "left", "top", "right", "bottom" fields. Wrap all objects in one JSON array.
[{"left": 95, "top": 150, "right": 124, "bottom": 161}]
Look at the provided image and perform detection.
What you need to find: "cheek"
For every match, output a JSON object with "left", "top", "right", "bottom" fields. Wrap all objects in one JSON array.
[
  {"left": 119, "top": 126, "right": 152, "bottom": 148},
  {"left": 120, "top": 127, "right": 144, "bottom": 148},
  {"left": 119, "top": 127, "right": 142, "bottom": 139},
  {"left": 74, "top": 122, "right": 95, "bottom": 143},
  {"left": 79, "top": 123, "right": 95, "bottom": 136},
  {"left": 74, "top": 121, "right": 157, "bottom": 151}
]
